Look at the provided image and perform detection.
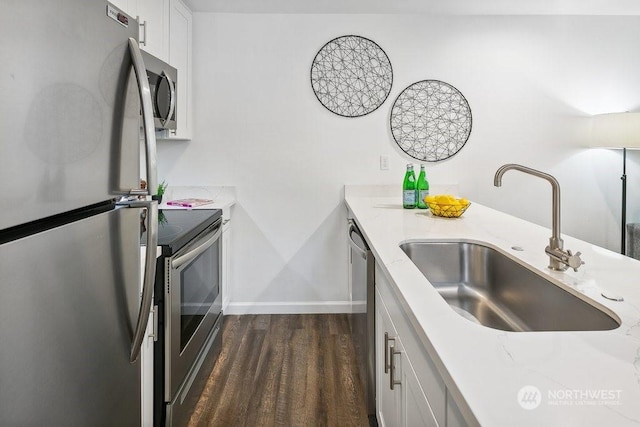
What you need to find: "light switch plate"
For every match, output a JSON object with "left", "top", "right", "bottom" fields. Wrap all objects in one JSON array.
[{"left": 380, "top": 155, "right": 389, "bottom": 170}]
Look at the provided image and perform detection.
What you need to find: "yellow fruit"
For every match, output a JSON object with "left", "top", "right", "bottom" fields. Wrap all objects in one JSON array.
[
  {"left": 435, "top": 195, "right": 449, "bottom": 204},
  {"left": 426, "top": 194, "right": 469, "bottom": 217}
]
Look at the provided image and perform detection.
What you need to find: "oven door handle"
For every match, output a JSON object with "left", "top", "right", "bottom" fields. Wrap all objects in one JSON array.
[{"left": 172, "top": 225, "right": 222, "bottom": 269}]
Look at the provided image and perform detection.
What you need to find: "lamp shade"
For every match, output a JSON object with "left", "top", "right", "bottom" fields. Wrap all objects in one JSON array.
[{"left": 590, "top": 112, "right": 640, "bottom": 148}]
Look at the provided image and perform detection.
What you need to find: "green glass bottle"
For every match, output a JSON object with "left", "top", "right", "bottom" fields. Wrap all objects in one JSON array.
[
  {"left": 403, "top": 164, "right": 417, "bottom": 209},
  {"left": 416, "top": 164, "right": 430, "bottom": 209}
]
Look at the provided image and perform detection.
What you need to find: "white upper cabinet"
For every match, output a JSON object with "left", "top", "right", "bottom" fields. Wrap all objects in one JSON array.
[
  {"left": 111, "top": 0, "right": 192, "bottom": 140},
  {"left": 110, "top": 0, "right": 169, "bottom": 62},
  {"left": 109, "top": 0, "right": 137, "bottom": 17},
  {"left": 165, "top": 0, "right": 193, "bottom": 140},
  {"left": 137, "top": 0, "right": 170, "bottom": 63}
]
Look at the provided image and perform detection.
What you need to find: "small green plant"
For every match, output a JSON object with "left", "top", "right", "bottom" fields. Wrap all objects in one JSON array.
[
  {"left": 158, "top": 211, "right": 168, "bottom": 225},
  {"left": 156, "top": 180, "right": 168, "bottom": 196}
]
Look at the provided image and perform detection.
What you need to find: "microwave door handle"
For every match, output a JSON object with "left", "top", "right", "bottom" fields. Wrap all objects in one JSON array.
[
  {"left": 130, "top": 200, "right": 158, "bottom": 363},
  {"left": 172, "top": 226, "right": 222, "bottom": 269},
  {"left": 128, "top": 37, "right": 157, "bottom": 194},
  {"left": 161, "top": 70, "right": 176, "bottom": 127}
]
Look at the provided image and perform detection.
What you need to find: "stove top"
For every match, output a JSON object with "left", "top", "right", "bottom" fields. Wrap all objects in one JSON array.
[{"left": 141, "top": 209, "right": 222, "bottom": 254}]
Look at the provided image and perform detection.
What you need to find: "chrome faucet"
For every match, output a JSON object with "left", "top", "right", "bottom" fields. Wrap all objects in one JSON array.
[{"left": 494, "top": 164, "right": 584, "bottom": 272}]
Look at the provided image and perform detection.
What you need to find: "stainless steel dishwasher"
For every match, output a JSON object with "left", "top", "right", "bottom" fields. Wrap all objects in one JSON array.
[{"left": 347, "top": 220, "right": 377, "bottom": 426}]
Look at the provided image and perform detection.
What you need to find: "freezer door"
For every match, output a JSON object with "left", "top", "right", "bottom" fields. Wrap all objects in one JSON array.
[
  {"left": 0, "top": 207, "right": 142, "bottom": 426},
  {"left": 0, "top": 0, "right": 140, "bottom": 230}
]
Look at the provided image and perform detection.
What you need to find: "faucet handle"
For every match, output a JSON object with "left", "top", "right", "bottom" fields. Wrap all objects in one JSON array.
[{"left": 566, "top": 250, "right": 585, "bottom": 272}]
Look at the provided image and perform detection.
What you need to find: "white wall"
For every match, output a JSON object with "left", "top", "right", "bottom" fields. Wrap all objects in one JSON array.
[{"left": 157, "top": 13, "right": 640, "bottom": 313}]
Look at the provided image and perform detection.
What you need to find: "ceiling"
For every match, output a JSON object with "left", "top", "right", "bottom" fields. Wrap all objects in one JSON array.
[{"left": 182, "top": 0, "right": 640, "bottom": 15}]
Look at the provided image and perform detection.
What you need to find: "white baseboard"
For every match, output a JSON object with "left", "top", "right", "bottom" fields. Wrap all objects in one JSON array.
[{"left": 224, "top": 300, "right": 366, "bottom": 315}]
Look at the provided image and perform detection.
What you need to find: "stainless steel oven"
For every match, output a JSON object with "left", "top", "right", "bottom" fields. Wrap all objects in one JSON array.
[{"left": 149, "top": 209, "right": 223, "bottom": 426}]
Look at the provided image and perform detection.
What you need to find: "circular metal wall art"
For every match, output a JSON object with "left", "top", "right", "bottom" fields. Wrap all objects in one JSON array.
[
  {"left": 310, "top": 35, "right": 393, "bottom": 117},
  {"left": 390, "top": 80, "right": 472, "bottom": 162}
]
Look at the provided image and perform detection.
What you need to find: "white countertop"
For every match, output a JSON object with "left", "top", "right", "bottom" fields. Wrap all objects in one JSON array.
[
  {"left": 158, "top": 186, "right": 236, "bottom": 218},
  {"left": 345, "top": 185, "right": 640, "bottom": 426}
]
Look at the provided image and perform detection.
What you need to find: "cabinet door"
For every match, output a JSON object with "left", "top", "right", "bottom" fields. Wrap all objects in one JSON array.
[
  {"left": 167, "top": 0, "right": 193, "bottom": 139},
  {"left": 403, "top": 355, "right": 438, "bottom": 427},
  {"left": 377, "top": 281, "right": 441, "bottom": 427},
  {"left": 109, "top": 0, "right": 128, "bottom": 13},
  {"left": 446, "top": 390, "right": 468, "bottom": 427},
  {"left": 110, "top": 0, "right": 138, "bottom": 17},
  {"left": 221, "top": 219, "right": 232, "bottom": 311},
  {"left": 138, "top": 0, "right": 170, "bottom": 62},
  {"left": 376, "top": 289, "right": 401, "bottom": 427}
]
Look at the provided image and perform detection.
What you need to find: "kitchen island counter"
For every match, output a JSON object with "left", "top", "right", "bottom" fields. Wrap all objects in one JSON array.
[{"left": 345, "top": 185, "right": 640, "bottom": 426}]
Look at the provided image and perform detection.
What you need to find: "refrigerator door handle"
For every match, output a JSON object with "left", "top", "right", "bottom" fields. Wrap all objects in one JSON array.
[
  {"left": 130, "top": 200, "right": 158, "bottom": 363},
  {"left": 161, "top": 70, "right": 176, "bottom": 128},
  {"left": 128, "top": 37, "right": 157, "bottom": 194}
]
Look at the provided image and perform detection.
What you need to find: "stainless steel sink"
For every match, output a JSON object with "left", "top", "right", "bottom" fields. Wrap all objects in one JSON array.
[{"left": 400, "top": 240, "right": 620, "bottom": 332}]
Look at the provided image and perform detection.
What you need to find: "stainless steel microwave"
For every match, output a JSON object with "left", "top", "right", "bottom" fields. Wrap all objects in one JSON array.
[{"left": 141, "top": 50, "right": 177, "bottom": 130}]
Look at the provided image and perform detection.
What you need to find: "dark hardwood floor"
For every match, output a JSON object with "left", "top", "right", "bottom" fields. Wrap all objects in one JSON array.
[{"left": 187, "top": 314, "right": 369, "bottom": 426}]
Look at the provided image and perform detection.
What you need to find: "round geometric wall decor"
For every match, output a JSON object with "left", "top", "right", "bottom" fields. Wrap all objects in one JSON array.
[
  {"left": 390, "top": 80, "right": 472, "bottom": 162},
  {"left": 310, "top": 35, "right": 393, "bottom": 118}
]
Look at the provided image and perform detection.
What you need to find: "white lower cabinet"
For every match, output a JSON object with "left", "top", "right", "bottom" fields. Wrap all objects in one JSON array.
[
  {"left": 140, "top": 247, "right": 157, "bottom": 427},
  {"left": 221, "top": 217, "right": 232, "bottom": 311},
  {"left": 376, "top": 290, "right": 401, "bottom": 427},
  {"left": 446, "top": 390, "right": 467, "bottom": 427},
  {"left": 141, "top": 304, "right": 155, "bottom": 427},
  {"left": 376, "top": 287, "right": 439, "bottom": 427},
  {"left": 376, "top": 261, "right": 469, "bottom": 427},
  {"left": 404, "top": 359, "right": 439, "bottom": 427}
]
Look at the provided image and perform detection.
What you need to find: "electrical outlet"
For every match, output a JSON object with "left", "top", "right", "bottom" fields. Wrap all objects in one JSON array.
[{"left": 380, "top": 155, "right": 389, "bottom": 170}]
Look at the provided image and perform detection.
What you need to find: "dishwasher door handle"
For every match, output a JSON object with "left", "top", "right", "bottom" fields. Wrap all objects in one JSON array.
[{"left": 347, "top": 222, "right": 367, "bottom": 260}]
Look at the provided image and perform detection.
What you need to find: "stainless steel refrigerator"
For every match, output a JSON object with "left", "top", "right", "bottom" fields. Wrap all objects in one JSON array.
[{"left": 0, "top": 1, "right": 159, "bottom": 425}]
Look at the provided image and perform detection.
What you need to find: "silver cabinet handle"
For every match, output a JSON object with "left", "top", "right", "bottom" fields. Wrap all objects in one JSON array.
[
  {"left": 160, "top": 70, "right": 176, "bottom": 127},
  {"left": 347, "top": 222, "right": 367, "bottom": 260},
  {"left": 128, "top": 37, "right": 157, "bottom": 194},
  {"left": 171, "top": 224, "right": 222, "bottom": 269},
  {"left": 384, "top": 332, "right": 394, "bottom": 374},
  {"left": 130, "top": 200, "right": 158, "bottom": 363},
  {"left": 137, "top": 18, "right": 147, "bottom": 46},
  {"left": 389, "top": 345, "right": 401, "bottom": 390},
  {"left": 149, "top": 305, "right": 158, "bottom": 342}
]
